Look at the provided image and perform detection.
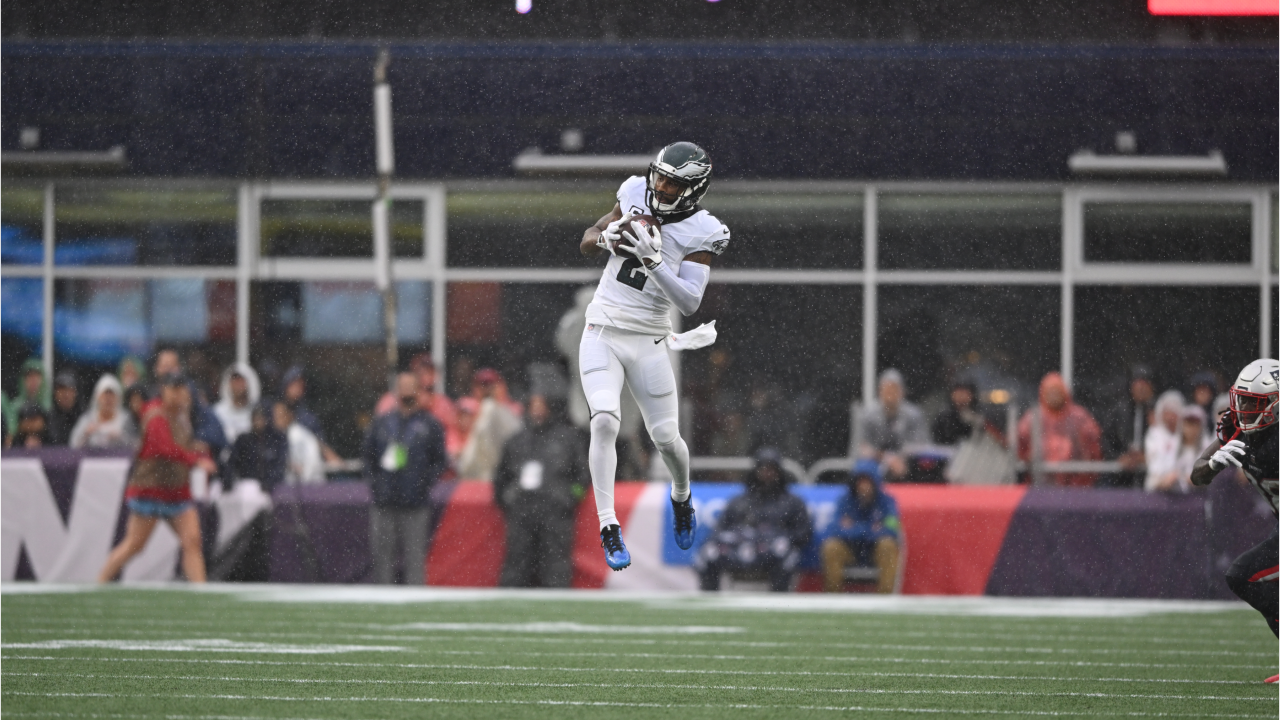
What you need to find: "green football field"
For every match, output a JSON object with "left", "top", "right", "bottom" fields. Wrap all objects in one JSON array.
[{"left": 2, "top": 585, "right": 1276, "bottom": 719}]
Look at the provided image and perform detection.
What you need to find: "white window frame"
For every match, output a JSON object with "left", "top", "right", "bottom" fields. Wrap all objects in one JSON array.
[{"left": 3, "top": 179, "right": 1275, "bottom": 415}]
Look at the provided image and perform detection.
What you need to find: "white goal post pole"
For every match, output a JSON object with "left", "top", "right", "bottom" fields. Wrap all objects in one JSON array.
[{"left": 372, "top": 48, "right": 398, "bottom": 384}]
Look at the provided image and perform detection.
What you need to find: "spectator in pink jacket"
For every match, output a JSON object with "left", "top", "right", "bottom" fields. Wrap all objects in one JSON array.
[{"left": 1017, "top": 372, "right": 1103, "bottom": 487}]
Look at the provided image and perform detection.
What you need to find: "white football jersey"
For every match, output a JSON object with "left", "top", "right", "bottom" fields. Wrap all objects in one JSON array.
[{"left": 586, "top": 176, "right": 730, "bottom": 336}]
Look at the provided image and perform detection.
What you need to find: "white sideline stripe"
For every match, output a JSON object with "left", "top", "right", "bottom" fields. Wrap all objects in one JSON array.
[
  {"left": 3, "top": 691, "right": 1273, "bottom": 717},
  {"left": 386, "top": 621, "right": 743, "bottom": 634},
  {"left": 20, "top": 621, "right": 1259, "bottom": 648},
  {"left": 6, "top": 663, "right": 1274, "bottom": 699},
  {"left": 5, "top": 653, "right": 1267, "bottom": 674},
  {"left": 1, "top": 583, "right": 1251, "bottom": 619},
  {"left": 9, "top": 670, "right": 1268, "bottom": 696},
  {"left": 7, "top": 629, "right": 1268, "bottom": 658},
  {"left": 32, "top": 614, "right": 1260, "bottom": 643},
  {"left": 15, "top": 621, "right": 1266, "bottom": 648},
  {"left": 0, "top": 639, "right": 405, "bottom": 654}
]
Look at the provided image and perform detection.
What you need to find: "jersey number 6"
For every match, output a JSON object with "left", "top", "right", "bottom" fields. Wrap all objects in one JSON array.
[{"left": 616, "top": 257, "right": 648, "bottom": 291}]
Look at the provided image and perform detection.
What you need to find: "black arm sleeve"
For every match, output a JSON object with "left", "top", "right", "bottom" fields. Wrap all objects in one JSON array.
[
  {"left": 1190, "top": 439, "right": 1223, "bottom": 487},
  {"left": 491, "top": 436, "right": 516, "bottom": 512}
]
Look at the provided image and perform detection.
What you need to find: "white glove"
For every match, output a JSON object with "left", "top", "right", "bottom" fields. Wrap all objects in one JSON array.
[
  {"left": 1208, "top": 439, "right": 1246, "bottom": 470},
  {"left": 627, "top": 219, "right": 663, "bottom": 268},
  {"left": 596, "top": 212, "right": 634, "bottom": 256}
]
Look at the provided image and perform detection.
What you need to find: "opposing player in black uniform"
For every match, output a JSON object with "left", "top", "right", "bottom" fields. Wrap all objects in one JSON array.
[{"left": 1189, "top": 358, "right": 1278, "bottom": 683}]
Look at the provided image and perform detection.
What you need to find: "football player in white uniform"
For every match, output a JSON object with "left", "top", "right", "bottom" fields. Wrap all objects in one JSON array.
[{"left": 578, "top": 141, "right": 730, "bottom": 570}]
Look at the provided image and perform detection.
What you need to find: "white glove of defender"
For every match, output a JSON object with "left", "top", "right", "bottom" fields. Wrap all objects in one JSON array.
[
  {"left": 596, "top": 212, "right": 634, "bottom": 256},
  {"left": 628, "top": 219, "right": 663, "bottom": 268},
  {"left": 1208, "top": 439, "right": 1246, "bottom": 470}
]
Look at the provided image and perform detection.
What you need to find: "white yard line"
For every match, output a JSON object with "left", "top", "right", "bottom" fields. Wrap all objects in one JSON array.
[
  {"left": 5, "top": 667, "right": 1275, "bottom": 700},
  {"left": 7, "top": 670, "right": 1271, "bottom": 695},
  {"left": 1, "top": 690, "right": 1271, "bottom": 718},
  {"left": 5, "top": 630, "right": 1268, "bottom": 658},
  {"left": 5, "top": 653, "right": 1267, "bottom": 673}
]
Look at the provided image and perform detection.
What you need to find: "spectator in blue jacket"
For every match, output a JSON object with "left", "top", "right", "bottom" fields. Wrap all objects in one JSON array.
[
  {"left": 362, "top": 371, "right": 448, "bottom": 585},
  {"left": 821, "top": 459, "right": 902, "bottom": 594}
]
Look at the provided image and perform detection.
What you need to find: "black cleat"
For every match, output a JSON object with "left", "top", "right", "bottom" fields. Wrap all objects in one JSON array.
[{"left": 672, "top": 495, "right": 697, "bottom": 550}]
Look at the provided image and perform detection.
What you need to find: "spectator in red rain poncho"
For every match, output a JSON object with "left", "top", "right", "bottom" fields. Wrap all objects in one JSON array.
[
  {"left": 1017, "top": 372, "right": 1103, "bottom": 487},
  {"left": 98, "top": 372, "right": 216, "bottom": 583}
]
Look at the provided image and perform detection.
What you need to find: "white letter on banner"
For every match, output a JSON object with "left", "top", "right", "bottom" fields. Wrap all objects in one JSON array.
[
  {"left": 46, "top": 458, "right": 132, "bottom": 581},
  {"left": 1, "top": 459, "right": 67, "bottom": 581},
  {"left": 1, "top": 457, "right": 133, "bottom": 582}
]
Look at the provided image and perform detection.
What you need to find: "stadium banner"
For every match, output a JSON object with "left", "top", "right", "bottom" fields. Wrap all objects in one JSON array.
[
  {"left": 2, "top": 449, "right": 272, "bottom": 583},
  {"left": 2, "top": 450, "right": 1269, "bottom": 598}
]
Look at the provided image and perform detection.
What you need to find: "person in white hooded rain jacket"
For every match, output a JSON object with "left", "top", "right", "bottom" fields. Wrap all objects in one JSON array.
[
  {"left": 70, "top": 374, "right": 137, "bottom": 449},
  {"left": 213, "top": 362, "right": 261, "bottom": 445}
]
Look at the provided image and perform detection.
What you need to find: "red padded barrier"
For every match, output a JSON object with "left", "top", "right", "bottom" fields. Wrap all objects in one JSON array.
[{"left": 891, "top": 485, "right": 1027, "bottom": 595}]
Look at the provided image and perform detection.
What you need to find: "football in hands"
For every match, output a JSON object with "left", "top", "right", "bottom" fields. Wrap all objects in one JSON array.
[{"left": 614, "top": 214, "right": 659, "bottom": 257}]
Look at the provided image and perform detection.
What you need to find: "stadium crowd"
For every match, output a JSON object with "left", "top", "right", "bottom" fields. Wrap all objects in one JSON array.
[{"left": 1, "top": 349, "right": 1240, "bottom": 590}]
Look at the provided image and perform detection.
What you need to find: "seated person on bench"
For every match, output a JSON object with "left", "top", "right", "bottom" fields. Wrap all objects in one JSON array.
[
  {"left": 694, "top": 447, "right": 812, "bottom": 592},
  {"left": 821, "top": 460, "right": 901, "bottom": 594}
]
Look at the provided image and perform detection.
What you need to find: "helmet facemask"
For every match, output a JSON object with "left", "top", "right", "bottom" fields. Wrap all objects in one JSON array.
[
  {"left": 1229, "top": 387, "right": 1278, "bottom": 433},
  {"left": 647, "top": 169, "right": 695, "bottom": 215}
]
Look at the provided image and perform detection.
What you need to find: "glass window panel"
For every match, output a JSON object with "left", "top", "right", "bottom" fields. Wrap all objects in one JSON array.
[
  {"left": 1272, "top": 287, "right": 1278, "bottom": 359},
  {"left": 151, "top": 279, "right": 209, "bottom": 342},
  {"left": 295, "top": 281, "right": 429, "bottom": 344},
  {"left": 1073, "top": 286, "right": 1258, "bottom": 418},
  {"left": 55, "top": 184, "right": 237, "bottom": 266},
  {"left": 1083, "top": 202, "right": 1251, "bottom": 264},
  {"left": 1, "top": 184, "right": 45, "bottom": 266},
  {"left": 878, "top": 194, "right": 1060, "bottom": 271},
  {"left": 1271, "top": 193, "right": 1277, "bottom": 273},
  {"left": 700, "top": 194, "right": 863, "bottom": 269},
  {"left": 447, "top": 191, "right": 616, "bottom": 268},
  {"left": 2, "top": 278, "right": 44, "bottom": 402},
  {"left": 251, "top": 280, "right": 430, "bottom": 459},
  {"left": 877, "top": 285, "right": 1060, "bottom": 429},
  {"left": 260, "top": 199, "right": 423, "bottom": 259},
  {"left": 681, "top": 285, "right": 862, "bottom": 464},
  {"left": 445, "top": 282, "right": 581, "bottom": 397},
  {"left": 55, "top": 279, "right": 150, "bottom": 362},
  {"left": 49, "top": 280, "right": 236, "bottom": 410}
]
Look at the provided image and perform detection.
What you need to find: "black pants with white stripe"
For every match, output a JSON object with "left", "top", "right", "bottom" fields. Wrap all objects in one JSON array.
[{"left": 1224, "top": 526, "right": 1279, "bottom": 637}]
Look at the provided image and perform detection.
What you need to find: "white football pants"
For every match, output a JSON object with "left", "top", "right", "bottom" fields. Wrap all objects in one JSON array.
[{"left": 579, "top": 323, "right": 690, "bottom": 530}]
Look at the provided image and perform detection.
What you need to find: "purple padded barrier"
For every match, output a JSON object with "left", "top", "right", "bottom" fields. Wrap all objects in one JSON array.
[
  {"left": 1206, "top": 475, "right": 1277, "bottom": 598},
  {"left": 267, "top": 480, "right": 458, "bottom": 584},
  {"left": 270, "top": 483, "right": 373, "bottom": 584},
  {"left": 985, "top": 488, "right": 1216, "bottom": 599}
]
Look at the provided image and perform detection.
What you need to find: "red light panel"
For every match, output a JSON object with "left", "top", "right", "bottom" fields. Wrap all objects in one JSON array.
[{"left": 1149, "top": 0, "right": 1277, "bottom": 15}]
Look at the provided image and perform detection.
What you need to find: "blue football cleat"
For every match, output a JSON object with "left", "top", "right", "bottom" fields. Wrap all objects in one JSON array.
[
  {"left": 671, "top": 495, "right": 697, "bottom": 550},
  {"left": 600, "top": 524, "right": 631, "bottom": 571}
]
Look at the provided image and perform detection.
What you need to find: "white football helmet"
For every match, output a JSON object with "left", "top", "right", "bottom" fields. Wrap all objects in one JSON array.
[{"left": 1228, "top": 358, "right": 1279, "bottom": 433}]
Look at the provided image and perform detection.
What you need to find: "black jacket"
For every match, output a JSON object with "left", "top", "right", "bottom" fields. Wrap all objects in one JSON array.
[
  {"left": 363, "top": 408, "right": 448, "bottom": 508},
  {"left": 230, "top": 427, "right": 289, "bottom": 492},
  {"left": 1100, "top": 397, "right": 1152, "bottom": 458},
  {"left": 47, "top": 403, "right": 81, "bottom": 446},
  {"left": 719, "top": 471, "right": 812, "bottom": 550},
  {"left": 493, "top": 422, "right": 589, "bottom": 515}
]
